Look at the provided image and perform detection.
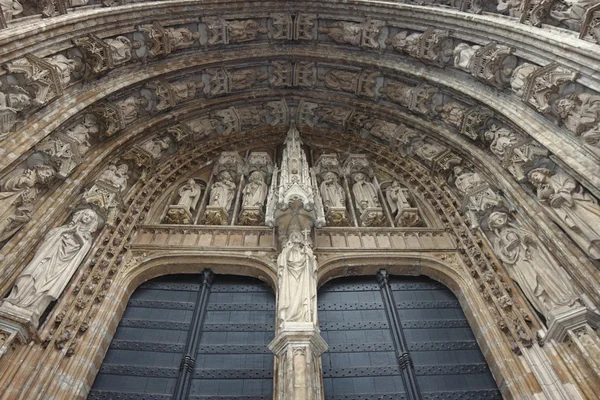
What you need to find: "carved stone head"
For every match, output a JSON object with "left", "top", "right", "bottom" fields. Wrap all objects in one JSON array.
[
  {"left": 487, "top": 211, "right": 508, "bottom": 230},
  {"left": 527, "top": 168, "right": 552, "bottom": 186}
]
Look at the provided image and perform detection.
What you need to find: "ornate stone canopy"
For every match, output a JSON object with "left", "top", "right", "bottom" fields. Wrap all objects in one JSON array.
[{"left": 1, "top": 1, "right": 600, "bottom": 399}]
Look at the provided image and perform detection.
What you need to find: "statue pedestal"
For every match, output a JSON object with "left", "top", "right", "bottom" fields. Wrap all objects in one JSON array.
[
  {"left": 325, "top": 207, "right": 349, "bottom": 227},
  {"left": 238, "top": 206, "right": 264, "bottom": 226},
  {"left": 0, "top": 304, "right": 38, "bottom": 347},
  {"left": 359, "top": 207, "right": 386, "bottom": 227},
  {"left": 269, "top": 323, "right": 328, "bottom": 400},
  {"left": 395, "top": 207, "right": 421, "bottom": 227},
  {"left": 164, "top": 205, "right": 193, "bottom": 224},
  {"left": 200, "top": 205, "right": 229, "bottom": 225},
  {"left": 545, "top": 305, "right": 600, "bottom": 342}
]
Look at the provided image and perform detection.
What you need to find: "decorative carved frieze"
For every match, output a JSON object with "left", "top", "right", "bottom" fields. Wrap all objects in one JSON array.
[
  {"left": 122, "top": 135, "right": 172, "bottom": 170},
  {"left": 321, "top": 69, "right": 379, "bottom": 97},
  {"left": 90, "top": 96, "right": 147, "bottom": 137},
  {"left": 208, "top": 67, "right": 268, "bottom": 95},
  {"left": 380, "top": 81, "right": 442, "bottom": 115},
  {"left": 167, "top": 117, "right": 219, "bottom": 146}
]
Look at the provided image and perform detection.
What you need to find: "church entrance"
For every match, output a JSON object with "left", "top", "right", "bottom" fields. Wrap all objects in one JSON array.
[
  {"left": 88, "top": 272, "right": 276, "bottom": 399},
  {"left": 319, "top": 272, "right": 501, "bottom": 400}
]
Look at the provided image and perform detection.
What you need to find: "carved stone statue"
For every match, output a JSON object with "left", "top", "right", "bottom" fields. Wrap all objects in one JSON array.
[
  {"left": 1, "top": 0, "right": 23, "bottom": 21},
  {"left": 484, "top": 125, "right": 548, "bottom": 182},
  {"left": 1, "top": 209, "right": 99, "bottom": 327},
  {"left": 510, "top": 63, "right": 578, "bottom": 113},
  {"left": 105, "top": 36, "right": 139, "bottom": 65},
  {"left": 46, "top": 54, "right": 82, "bottom": 88},
  {"left": 323, "top": 70, "right": 358, "bottom": 93},
  {"left": 555, "top": 93, "right": 600, "bottom": 134},
  {"left": 454, "top": 166, "right": 504, "bottom": 229},
  {"left": 453, "top": 42, "right": 517, "bottom": 88},
  {"left": 436, "top": 102, "right": 468, "bottom": 129},
  {"left": 497, "top": 0, "right": 522, "bottom": 16},
  {"left": 64, "top": 115, "right": 97, "bottom": 154},
  {"left": 320, "top": 172, "right": 346, "bottom": 210},
  {"left": 166, "top": 27, "right": 200, "bottom": 50},
  {"left": 140, "top": 136, "right": 171, "bottom": 159},
  {"left": 227, "top": 20, "right": 268, "bottom": 43},
  {"left": 385, "top": 180, "right": 422, "bottom": 227},
  {"left": 277, "top": 231, "right": 317, "bottom": 324},
  {"left": 352, "top": 172, "right": 380, "bottom": 214},
  {"left": 487, "top": 211, "right": 578, "bottom": 317},
  {"left": 549, "top": 0, "right": 597, "bottom": 31},
  {"left": 528, "top": 168, "right": 600, "bottom": 259},
  {"left": 242, "top": 171, "right": 268, "bottom": 208},
  {"left": 117, "top": 96, "right": 147, "bottom": 125},
  {"left": 231, "top": 69, "right": 269, "bottom": 91},
  {"left": 176, "top": 179, "right": 202, "bottom": 212},
  {"left": 318, "top": 22, "right": 362, "bottom": 46},
  {"left": 172, "top": 80, "right": 204, "bottom": 103},
  {"left": 208, "top": 171, "right": 236, "bottom": 211},
  {"left": 98, "top": 163, "right": 129, "bottom": 192},
  {"left": 0, "top": 164, "right": 56, "bottom": 242},
  {"left": 387, "top": 29, "right": 453, "bottom": 65},
  {"left": 0, "top": 85, "right": 31, "bottom": 136}
]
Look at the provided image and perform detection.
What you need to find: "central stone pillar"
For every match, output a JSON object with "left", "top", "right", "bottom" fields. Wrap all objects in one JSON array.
[{"left": 265, "top": 123, "right": 328, "bottom": 399}]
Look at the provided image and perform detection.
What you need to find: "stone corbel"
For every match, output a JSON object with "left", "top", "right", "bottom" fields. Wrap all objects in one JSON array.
[{"left": 580, "top": 4, "right": 600, "bottom": 44}]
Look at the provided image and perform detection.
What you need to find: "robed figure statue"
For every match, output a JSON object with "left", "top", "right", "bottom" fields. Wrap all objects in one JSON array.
[
  {"left": 352, "top": 172, "right": 380, "bottom": 214},
  {"left": 2, "top": 209, "right": 99, "bottom": 326},
  {"left": 277, "top": 231, "right": 318, "bottom": 325},
  {"left": 487, "top": 211, "right": 578, "bottom": 317}
]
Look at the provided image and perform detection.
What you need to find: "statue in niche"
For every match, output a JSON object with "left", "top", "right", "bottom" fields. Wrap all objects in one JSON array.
[
  {"left": 454, "top": 166, "right": 504, "bottom": 229},
  {"left": 0, "top": 164, "right": 56, "bottom": 242},
  {"left": 352, "top": 172, "right": 380, "bottom": 214},
  {"left": 242, "top": 171, "right": 268, "bottom": 208},
  {"left": 320, "top": 172, "right": 346, "bottom": 210},
  {"left": 105, "top": 36, "right": 140, "bottom": 65},
  {"left": 483, "top": 125, "right": 548, "bottom": 182},
  {"left": 64, "top": 115, "right": 97, "bottom": 154},
  {"left": 208, "top": 171, "right": 236, "bottom": 211},
  {"left": 98, "top": 163, "right": 129, "bottom": 192},
  {"left": 227, "top": 20, "right": 268, "bottom": 43},
  {"left": 0, "top": 85, "right": 32, "bottom": 136},
  {"left": 555, "top": 93, "right": 600, "bottom": 134},
  {"left": 549, "top": 0, "right": 596, "bottom": 31},
  {"left": 487, "top": 211, "right": 579, "bottom": 317},
  {"left": 497, "top": 0, "right": 522, "bottom": 16},
  {"left": 2, "top": 209, "right": 99, "bottom": 326},
  {"left": 140, "top": 136, "right": 171, "bottom": 159},
  {"left": 176, "top": 179, "right": 202, "bottom": 212},
  {"left": 323, "top": 70, "right": 358, "bottom": 92},
  {"left": 46, "top": 54, "right": 82, "bottom": 88},
  {"left": 172, "top": 80, "right": 204, "bottom": 103},
  {"left": 318, "top": 22, "right": 362, "bottom": 46},
  {"left": 528, "top": 168, "right": 600, "bottom": 259},
  {"left": 117, "top": 96, "right": 147, "bottom": 125},
  {"left": 1, "top": 0, "right": 23, "bottom": 21},
  {"left": 166, "top": 27, "right": 200, "bottom": 50},
  {"left": 231, "top": 69, "right": 269, "bottom": 91},
  {"left": 277, "top": 231, "right": 317, "bottom": 324},
  {"left": 385, "top": 180, "right": 422, "bottom": 227}
]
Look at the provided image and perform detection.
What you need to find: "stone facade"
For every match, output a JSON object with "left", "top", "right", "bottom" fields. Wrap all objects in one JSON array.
[{"left": 0, "top": 1, "right": 600, "bottom": 399}]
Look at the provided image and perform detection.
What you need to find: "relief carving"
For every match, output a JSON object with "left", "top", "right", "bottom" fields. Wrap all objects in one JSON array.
[
  {"left": 453, "top": 166, "right": 505, "bottom": 229},
  {"left": 318, "top": 19, "right": 384, "bottom": 49},
  {"left": 385, "top": 181, "right": 422, "bottom": 227},
  {"left": 82, "top": 164, "right": 129, "bottom": 224},
  {"left": 140, "top": 23, "right": 199, "bottom": 56},
  {"left": 147, "top": 80, "right": 204, "bottom": 111},
  {"left": 0, "top": 84, "right": 31, "bottom": 137}
]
